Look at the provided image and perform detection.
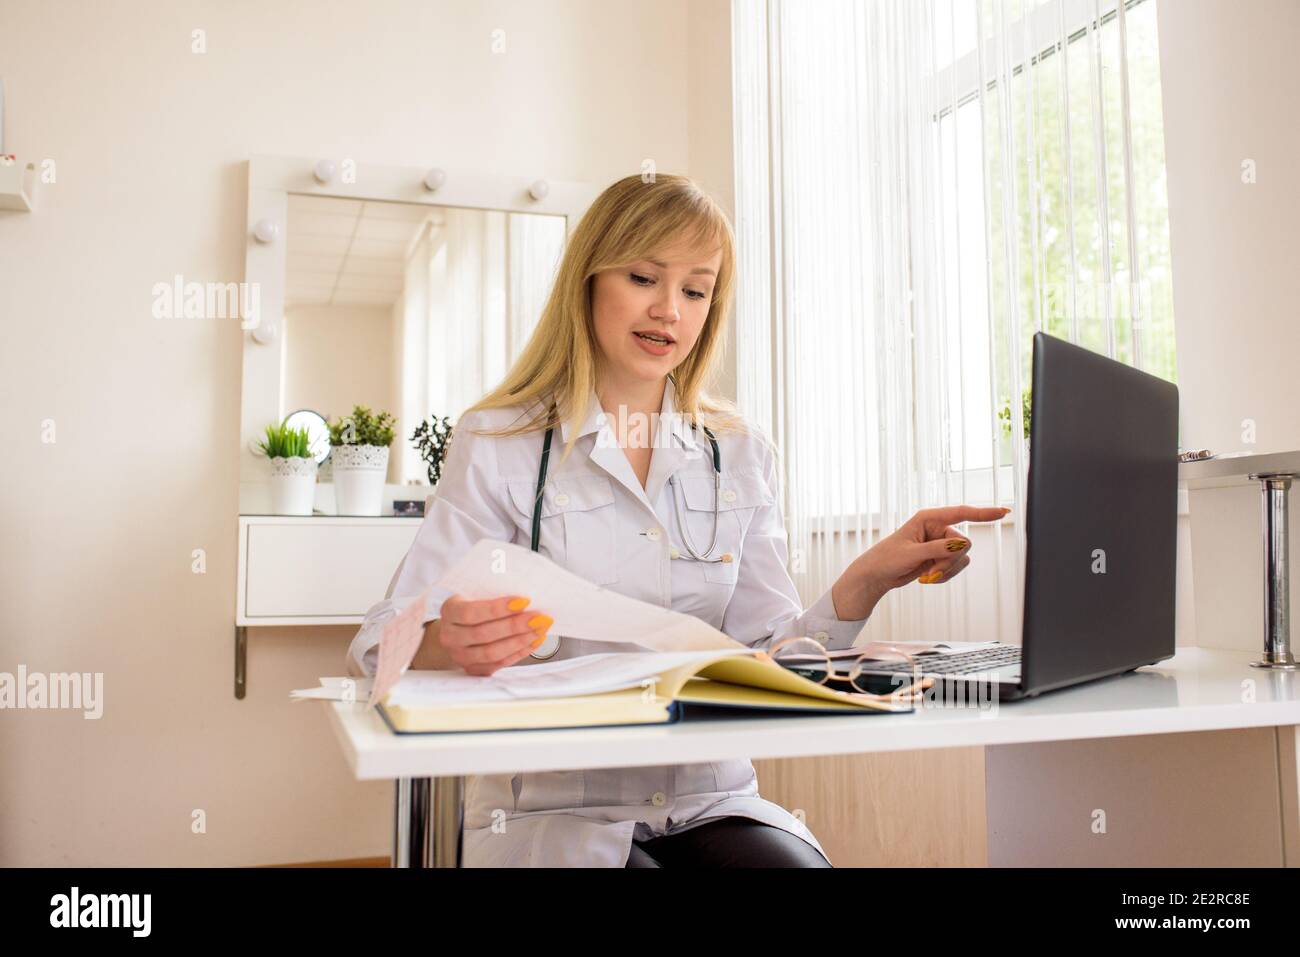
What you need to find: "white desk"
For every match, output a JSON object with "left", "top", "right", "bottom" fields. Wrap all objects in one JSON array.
[{"left": 322, "top": 647, "right": 1300, "bottom": 866}]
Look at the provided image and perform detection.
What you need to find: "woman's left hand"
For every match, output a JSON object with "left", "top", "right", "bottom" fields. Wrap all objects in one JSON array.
[{"left": 831, "top": 505, "right": 1012, "bottom": 620}]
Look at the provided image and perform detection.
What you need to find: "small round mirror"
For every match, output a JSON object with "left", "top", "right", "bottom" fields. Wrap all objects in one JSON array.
[{"left": 283, "top": 409, "right": 331, "bottom": 464}]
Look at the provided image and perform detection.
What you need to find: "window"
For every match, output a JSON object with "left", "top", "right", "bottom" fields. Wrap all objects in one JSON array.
[
  {"left": 732, "top": 0, "right": 1177, "bottom": 543},
  {"left": 933, "top": 0, "right": 1176, "bottom": 476}
]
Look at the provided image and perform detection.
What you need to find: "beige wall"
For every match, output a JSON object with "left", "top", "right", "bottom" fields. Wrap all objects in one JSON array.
[
  {"left": 1157, "top": 0, "right": 1300, "bottom": 653},
  {"left": 0, "top": 0, "right": 697, "bottom": 866},
  {"left": 284, "top": 304, "right": 396, "bottom": 428},
  {"left": 1159, "top": 0, "right": 1300, "bottom": 459}
]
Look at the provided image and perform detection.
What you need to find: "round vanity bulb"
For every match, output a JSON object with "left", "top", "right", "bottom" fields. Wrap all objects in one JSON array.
[
  {"left": 423, "top": 168, "right": 447, "bottom": 191},
  {"left": 252, "top": 219, "right": 279, "bottom": 244},
  {"left": 251, "top": 319, "right": 278, "bottom": 344},
  {"left": 528, "top": 179, "right": 550, "bottom": 201},
  {"left": 313, "top": 159, "right": 336, "bottom": 184}
]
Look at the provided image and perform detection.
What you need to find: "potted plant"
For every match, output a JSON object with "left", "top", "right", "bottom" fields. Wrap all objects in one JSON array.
[
  {"left": 256, "top": 418, "right": 317, "bottom": 516},
  {"left": 328, "top": 405, "right": 396, "bottom": 516},
  {"left": 998, "top": 388, "right": 1032, "bottom": 461},
  {"left": 410, "top": 414, "right": 455, "bottom": 486}
]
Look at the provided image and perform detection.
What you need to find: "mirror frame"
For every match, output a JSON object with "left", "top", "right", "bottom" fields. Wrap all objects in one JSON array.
[{"left": 239, "top": 154, "right": 601, "bottom": 513}]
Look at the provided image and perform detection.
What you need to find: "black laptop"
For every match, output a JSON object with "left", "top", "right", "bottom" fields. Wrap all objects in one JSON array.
[{"left": 837, "top": 331, "right": 1180, "bottom": 702}]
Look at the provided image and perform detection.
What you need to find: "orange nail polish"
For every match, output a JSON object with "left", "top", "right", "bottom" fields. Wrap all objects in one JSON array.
[
  {"left": 507, "top": 597, "right": 530, "bottom": 611},
  {"left": 531, "top": 635, "right": 545, "bottom": 648},
  {"left": 945, "top": 539, "right": 968, "bottom": 552},
  {"left": 528, "top": 614, "right": 553, "bottom": 631},
  {"left": 919, "top": 571, "right": 942, "bottom": 584}
]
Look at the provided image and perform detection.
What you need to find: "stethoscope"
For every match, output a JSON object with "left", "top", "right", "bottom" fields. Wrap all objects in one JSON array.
[{"left": 528, "top": 397, "right": 730, "bottom": 659}]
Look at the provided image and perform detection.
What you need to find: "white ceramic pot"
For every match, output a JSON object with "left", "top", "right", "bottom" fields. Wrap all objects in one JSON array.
[
  {"left": 268, "top": 456, "right": 318, "bottom": 516},
  {"left": 332, "top": 444, "right": 389, "bottom": 516}
]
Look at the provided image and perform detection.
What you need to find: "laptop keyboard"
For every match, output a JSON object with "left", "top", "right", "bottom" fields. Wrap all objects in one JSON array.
[{"left": 859, "top": 645, "right": 1022, "bottom": 676}]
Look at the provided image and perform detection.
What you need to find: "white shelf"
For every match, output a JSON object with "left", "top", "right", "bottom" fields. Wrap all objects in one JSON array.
[
  {"left": 1179, "top": 449, "right": 1300, "bottom": 490},
  {"left": 236, "top": 515, "right": 421, "bottom": 625},
  {"left": 237, "top": 514, "right": 424, "bottom": 524},
  {"left": 232, "top": 514, "right": 422, "bottom": 698},
  {"left": 0, "top": 161, "right": 36, "bottom": 211}
]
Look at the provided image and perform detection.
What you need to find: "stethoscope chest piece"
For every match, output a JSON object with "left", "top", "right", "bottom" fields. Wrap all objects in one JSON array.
[{"left": 531, "top": 631, "right": 561, "bottom": 660}]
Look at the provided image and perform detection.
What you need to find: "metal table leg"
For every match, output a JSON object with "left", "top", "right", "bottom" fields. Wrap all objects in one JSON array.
[
  {"left": 393, "top": 776, "right": 464, "bottom": 867},
  {"left": 1248, "top": 472, "right": 1299, "bottom": 671},
  {"left": 234, "top": 626, "right": 247, "bottom": 699}
]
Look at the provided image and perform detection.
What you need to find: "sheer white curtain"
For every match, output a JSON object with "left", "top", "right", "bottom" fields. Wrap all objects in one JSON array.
[
  {"left": 395, "top": 209, "right": 566, "bottom": 483},
  {"left": 733, "top": 0, "right": 1174, "bottom": 643}
]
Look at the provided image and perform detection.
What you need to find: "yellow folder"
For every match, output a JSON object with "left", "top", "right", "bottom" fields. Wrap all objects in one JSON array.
[{"left": 377, "top": 652, "right": 922, "bottom": 734}]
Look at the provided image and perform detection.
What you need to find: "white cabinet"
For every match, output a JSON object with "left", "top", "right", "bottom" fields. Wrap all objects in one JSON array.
[
  {"left": 232, "top": 516, "right": 422, "bottom": 698},
  {"left": 236, "top": 516, "right": 422, "bottom": 625}
]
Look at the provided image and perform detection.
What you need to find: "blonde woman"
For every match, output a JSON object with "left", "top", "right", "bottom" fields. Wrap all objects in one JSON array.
[{"left": 348, "top": 173, "right": 1007, "bottom": 867}]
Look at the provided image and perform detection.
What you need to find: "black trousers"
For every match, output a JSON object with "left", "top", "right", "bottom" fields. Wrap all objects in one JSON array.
[{"left": 624, "top": 816, "right": 832, "bottom": 868}]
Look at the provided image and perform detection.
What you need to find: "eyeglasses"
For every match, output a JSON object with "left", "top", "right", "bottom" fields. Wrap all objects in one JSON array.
[{"left": 765, "top": 637, "right": 932, "bottom": 704}]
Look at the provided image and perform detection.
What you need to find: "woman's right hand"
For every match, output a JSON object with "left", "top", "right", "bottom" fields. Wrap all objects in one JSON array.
[{"left": 437, "top": 595, "right": 553, "bottom": 676}]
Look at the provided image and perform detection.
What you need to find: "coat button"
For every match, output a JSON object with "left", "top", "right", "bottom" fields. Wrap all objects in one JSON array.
[
  {"left": 554, "top": 493, "right": 570, "bottom": 506},
  {"left": 646, "top": 528, "right": 663, "bottom": 542},
  {"left": 651, "top": 791, "right": 666, "bottom": 807},
  {"left": 669, "top": 546, "right": 680, "bottom": 559},
  {"left": 813, "top": 630, "right": 830, "bottom": 644},
  {"left": 722, "top": 489, "right": 737, "bottom": 503}
]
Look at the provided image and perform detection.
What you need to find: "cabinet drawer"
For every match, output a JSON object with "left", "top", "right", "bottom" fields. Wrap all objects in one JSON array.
[{"left": 244, "top": 522, "right": 419, "bottom": 618}]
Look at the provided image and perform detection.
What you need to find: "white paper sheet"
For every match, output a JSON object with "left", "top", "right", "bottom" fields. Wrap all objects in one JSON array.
[
  {"left": 290, "top": 676, "right": 374, "bottom": 702},
  {"left": 383, "top": 649, "right": 760, "bottom": 706},
  {"left": 435, "top": 539, "right": 744, "bottom": 653}
]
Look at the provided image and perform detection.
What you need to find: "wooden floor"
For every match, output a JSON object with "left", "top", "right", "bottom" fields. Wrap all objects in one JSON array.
[{"left": 264, "top": 857, "right": 389, "bottom": 867}]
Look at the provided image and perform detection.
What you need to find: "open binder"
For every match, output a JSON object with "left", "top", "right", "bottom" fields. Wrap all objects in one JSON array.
[{"left": 375, "top": 648, "right": 923, "bottom": 735}]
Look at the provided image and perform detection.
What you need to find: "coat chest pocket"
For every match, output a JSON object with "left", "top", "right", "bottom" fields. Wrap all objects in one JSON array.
[
  {"left": 677, "top": 470, "right": 772, "bottom": 584},
  {"left": 513, "top": 769, "right": 585, "bottom": 813},
  {"left": 505, "top": 475, "right": 619, "bottom": 586}
]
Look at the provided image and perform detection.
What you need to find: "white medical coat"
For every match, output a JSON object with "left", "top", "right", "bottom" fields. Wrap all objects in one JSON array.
[{"left": 346, "top": 377, "right": 870, "bottom": 866}]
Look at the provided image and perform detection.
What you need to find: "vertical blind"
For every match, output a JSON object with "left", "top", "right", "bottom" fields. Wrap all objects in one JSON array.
[
  {"left": 733, "top": 0, "right": 1176, "bottom": 643},
  {"left": 396, "top": 210, "right": 566, "bottom": 483}
]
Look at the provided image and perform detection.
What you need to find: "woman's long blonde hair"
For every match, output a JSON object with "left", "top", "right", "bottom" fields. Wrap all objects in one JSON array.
[{"left": 461, "top": 173, "right": 755, "bottom": 469}]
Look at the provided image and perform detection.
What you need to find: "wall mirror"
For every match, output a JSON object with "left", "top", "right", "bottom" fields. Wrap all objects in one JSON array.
[
  {"left": 239, "top": 156, "right": 600, "bottom": 513},
  {"left": 282, "top": 194, "right": 567, "bottom": 485},
  {"left": 282, "top": 408, "right": 331, "bottom": 463}
]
